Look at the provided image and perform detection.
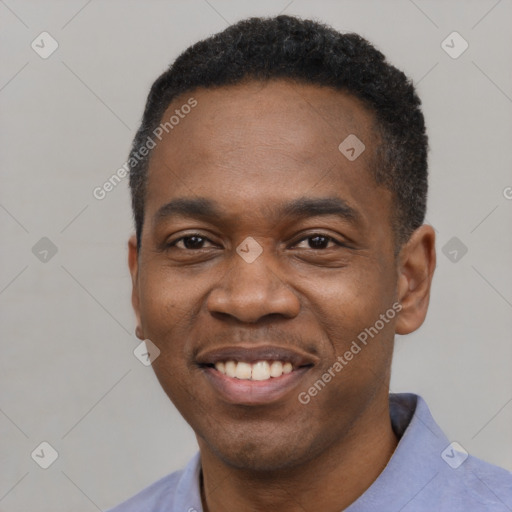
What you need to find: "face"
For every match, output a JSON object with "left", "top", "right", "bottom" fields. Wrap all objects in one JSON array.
[{"left": 128, "top": 80, "right": 432, "bottom": 471}]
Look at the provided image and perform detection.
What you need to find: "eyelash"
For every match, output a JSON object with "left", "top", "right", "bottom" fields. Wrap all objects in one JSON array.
[{"left": 166, "top": 233, "right": 344, "bottom": 250}]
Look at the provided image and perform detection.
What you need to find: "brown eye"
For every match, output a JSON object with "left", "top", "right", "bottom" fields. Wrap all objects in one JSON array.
[
  {"left": 307, "top": 235, "right": 330, "bottom": 249},
  {"left": 182, "top": 236, "right": 205, "bottom": 249},
  {"left": 168, "top": 234, "right": 214, "bottom": 250},
  {"left": 294, "top": 234, "right": 339, "bottom": 250}
]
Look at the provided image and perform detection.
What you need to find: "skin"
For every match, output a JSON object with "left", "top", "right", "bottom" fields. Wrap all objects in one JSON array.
[{"left": 128, "top": 79, "right": 436, "bottom": 512}]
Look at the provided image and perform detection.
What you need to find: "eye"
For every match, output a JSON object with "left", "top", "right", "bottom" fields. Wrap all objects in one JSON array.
[
  {"left": 293, "top": 234, "right": 341, "bottom": 250},
  {"left": 167, "top": 234, "right": 216, "bottom": 250}
]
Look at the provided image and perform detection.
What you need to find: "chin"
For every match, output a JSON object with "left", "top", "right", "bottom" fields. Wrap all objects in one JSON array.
[
  {"left": 219, "top": 444, "right": 301, "bottom": 472},
  {"left": 203, "top": 428, "right": 321, "bottom": 473}
]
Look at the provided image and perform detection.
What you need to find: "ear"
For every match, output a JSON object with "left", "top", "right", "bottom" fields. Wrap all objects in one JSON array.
[
  {"left": 128, "top": 235, "right": 144, "bottom": 340},
  {"left": 395, "top": 225, "right": 436, "bottom": 335}
]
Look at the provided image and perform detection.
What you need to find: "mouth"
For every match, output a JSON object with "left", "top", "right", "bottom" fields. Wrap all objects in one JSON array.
[{"left": 196, "top": 345, "right": 316, "bottom": 405}]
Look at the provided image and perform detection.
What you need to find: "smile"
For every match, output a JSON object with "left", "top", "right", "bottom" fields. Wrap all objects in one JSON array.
[{"left": 196, "top": 345, "right": 317, "bottom": 405}]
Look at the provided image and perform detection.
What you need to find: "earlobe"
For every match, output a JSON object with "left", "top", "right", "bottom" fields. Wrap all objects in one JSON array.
[
  {"left": 128, "top": 235, "right": 144, "bottom": 339},
  {"left": 395, "top": 225, "right": 436, "bottom": 335}
]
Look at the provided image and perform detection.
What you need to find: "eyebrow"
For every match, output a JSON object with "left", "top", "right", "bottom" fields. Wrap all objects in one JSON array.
[
  {"left": 153, "top": 196, "right": 360, "bottom": 226},
  {"left": 279, "top": 196, "right": 359, "bottom": 223},
  {"left": 154, "top": 197, "right": 223, "bottom": 225}
]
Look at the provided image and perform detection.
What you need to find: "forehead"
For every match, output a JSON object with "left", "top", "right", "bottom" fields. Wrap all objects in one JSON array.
[
  {"left": 144, "top": 79, "right": 390, "bottom": 232},
  {"left": 155, "top": 80, "right": 377, "bottom": 168}
]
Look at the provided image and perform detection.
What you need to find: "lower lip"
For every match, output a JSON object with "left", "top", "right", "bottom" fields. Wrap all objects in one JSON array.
[{"left": 202, "top": 366, "right": 311, "bottom": 405}]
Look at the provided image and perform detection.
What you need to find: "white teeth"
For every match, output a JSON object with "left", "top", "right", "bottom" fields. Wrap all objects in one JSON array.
[
  {"left": 235, "top": 361, "right": 252, "bottom": 379},
  {"left": 269, "top": 361, "right": 283, "bottom": 377},
  {"left": 225, "top": 360, "right": 236, "bottom": 378},
  {"left": 213, "top": 360, "right": 294, "bottom": 380},
  {"left": 251, "top": 361, "right": 270, "bottom": 380}
]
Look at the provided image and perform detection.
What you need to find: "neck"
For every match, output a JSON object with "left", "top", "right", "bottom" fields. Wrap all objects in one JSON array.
[{"left": 198, "top": 394, "right": 398, "bottom": 512}]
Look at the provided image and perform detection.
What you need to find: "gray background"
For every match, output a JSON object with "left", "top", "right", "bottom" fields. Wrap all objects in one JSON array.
[{"left": 1, "top": 0, "right": 511, "bottom": 510}]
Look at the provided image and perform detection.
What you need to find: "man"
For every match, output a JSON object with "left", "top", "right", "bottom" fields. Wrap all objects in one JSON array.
[{"left": 109, "top": 15, "right": 512, "bottom": 512}]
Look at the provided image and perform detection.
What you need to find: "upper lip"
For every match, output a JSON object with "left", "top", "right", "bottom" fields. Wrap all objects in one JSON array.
[{"left": 196, "top": 345, "right": 318, "bottom": 369}]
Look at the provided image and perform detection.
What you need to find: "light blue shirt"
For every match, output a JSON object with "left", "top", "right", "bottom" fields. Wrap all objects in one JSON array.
[{"left": 107, "top": 394, "right": 512, "bottom": 511}]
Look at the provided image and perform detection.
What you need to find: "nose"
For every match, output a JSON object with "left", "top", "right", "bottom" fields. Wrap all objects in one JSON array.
[{"left": 206, "top": 248, "right": 301, "bottom": 323}]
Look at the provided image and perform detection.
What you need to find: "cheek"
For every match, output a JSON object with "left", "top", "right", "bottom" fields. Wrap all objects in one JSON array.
[
  {"left": 306, "top": 262, "right": 398, "bottom": 353},
  {"left": 304, "top": 270, "right": 397, "bottom": 417},
  {"left": 136, "top": 271, "right": 202, "bottom": 388},
  {"left": 139, "top": 268, "right": 202, "bottom": 331},
  {"left": 138, "top": 271, "right": 201, "bottom": 410}
]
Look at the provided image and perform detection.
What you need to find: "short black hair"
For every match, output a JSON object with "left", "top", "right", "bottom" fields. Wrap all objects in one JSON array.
[{"left": 129, "top": 15, "right": 428, "bottom": 249}]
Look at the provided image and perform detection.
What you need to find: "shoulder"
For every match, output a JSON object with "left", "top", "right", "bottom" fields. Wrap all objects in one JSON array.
[
  {"left": 369, "top": 394, "right": 512, "bottom": 512},
  {"left": 106, "top": 470, "right": 183, "bottom": 512},
  {"left": 442, "top": 454, "right": 512, "bottom": 510},
  {"left": 105, "top": 453, "right": 202, "bottom": 512},
  {"left": 412, "top": 397, "right": 512, "bottom": 511}
]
